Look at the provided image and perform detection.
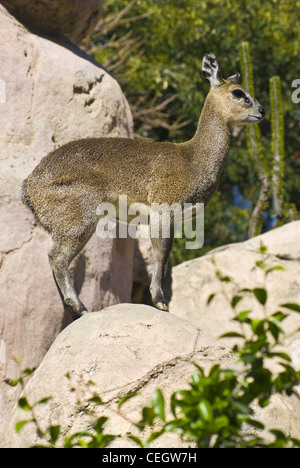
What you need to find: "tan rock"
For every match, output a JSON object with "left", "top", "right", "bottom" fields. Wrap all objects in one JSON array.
[
  {"left": 4, "top": 304, "right": 234, "bottom": 448},
  {"left": 0, "top": 4, "right": 134, "bottom": 441},
  {"left": 169, "top": 221, "right": 300, "bottom": 442},
  {"left": 169, "top": 221, "right": 300, "bottom": 352},
  {"left": 0, "top": 0, "right": 102, "bottom": 44},
  {"left": 4, "top": 304, "right": 300, "bottom": 448}
]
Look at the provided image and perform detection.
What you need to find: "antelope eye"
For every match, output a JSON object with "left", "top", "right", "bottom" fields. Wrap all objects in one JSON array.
[{"left": 232, "top": 89, "right": 246, "bottom": 99}]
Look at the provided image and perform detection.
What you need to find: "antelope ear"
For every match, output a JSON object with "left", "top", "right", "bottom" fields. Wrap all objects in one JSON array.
[
  {"left": 202, "top": 53, "right": 224, "bottom": 87},
  {"left": 227, "top": 73, "right": 241, "bottom": 84}
]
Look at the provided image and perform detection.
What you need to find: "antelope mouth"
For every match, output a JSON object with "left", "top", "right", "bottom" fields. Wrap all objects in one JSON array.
[{"left": 247, "top": 114, "right": 263, "bottom": 122}]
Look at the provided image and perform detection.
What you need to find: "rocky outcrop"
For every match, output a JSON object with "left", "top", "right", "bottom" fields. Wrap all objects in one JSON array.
[
  {"left": 0, "top": 0, "right": 103, "bottom": 44},
  {"left": 170, "top": 221, "right": 300, "bottom": 358},
  {"left": 0, "top": 3, "right": 134, "bottom": 441},
  {"left": 3, "top": 223, "right": 300, "bottom": 447},
  {"left": 4, "top": 304, "right": 234, "bottom": 448},
  {"left": 4, "top": 303, "right": 300, "bottom": 448}
]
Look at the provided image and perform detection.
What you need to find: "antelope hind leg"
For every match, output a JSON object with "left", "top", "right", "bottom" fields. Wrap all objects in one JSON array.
[{"left": 48, "top": 240, "right": 88, "bottom": 320}]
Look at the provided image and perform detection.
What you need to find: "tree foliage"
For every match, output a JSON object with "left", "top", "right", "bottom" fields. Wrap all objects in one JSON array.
[{"left": 88, "top": 0, "right": 300, "bottom": 260}]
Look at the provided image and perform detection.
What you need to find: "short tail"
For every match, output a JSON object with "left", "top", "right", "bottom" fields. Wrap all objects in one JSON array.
[{"left": 21, "top": 179, "right": 36, "bottom": 216}]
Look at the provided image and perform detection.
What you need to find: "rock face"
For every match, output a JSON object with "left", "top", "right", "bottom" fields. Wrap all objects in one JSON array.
[
  {"left": 4, "top": 303, "right": 300, "bottom": 448},
  {"left": 0, "top": 4, "right": 134, "bottom": 441},
  {"left": 168, "top": 222, "right": 300, "bottom": 443},
  {"left": 4, "top": 304, "right": 234, "bottom": 448},
  {"left": 0, "top": 0, "right": 103, "bottom": 44},
  {"left": 169, "top": 221, "right": 300, "bottom": 358}
]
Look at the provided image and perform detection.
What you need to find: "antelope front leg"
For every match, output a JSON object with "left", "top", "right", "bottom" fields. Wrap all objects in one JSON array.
[{"left": 149, "top": 235, "right": 173, "bottom": 312}]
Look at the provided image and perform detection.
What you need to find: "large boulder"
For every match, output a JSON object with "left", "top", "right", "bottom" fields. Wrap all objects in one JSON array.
[
  {"left": 169, "top": 221, "right": 300, "bottom": 361},
  {"left": 4, "top": 304, "right": 300, "bottom": 448},
  {"left": 0, "top": 4, "right": 134, "bottom": 441},
  {"left": 0, "top": 0, "right": 103, "bottom": 44},
  {"left": 4, "top": 304, "right": 234, "bottom": 448}
]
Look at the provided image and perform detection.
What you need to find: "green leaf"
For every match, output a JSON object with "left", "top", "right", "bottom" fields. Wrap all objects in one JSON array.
[
  {"left": 266, "top": 265, "right": 285, "bottom": 274},
  {"left": 23, "top": 368, "right": 36, "bottom": 376},
  {"left": 5, "top": 378, "right": 21, "bottom": 387},
  {"left": 63, "top": 430, "right": 94, "bottom": 448},
  {"left": 31, "top": 444, "right": 51, "bottom": 449},
  {"left": 220, "top": 332, "right": 245, "bottom": 338},
  {"left": 209, "top": 364, "right": 221, "bottom": 378},
  {"left": 152, "top": 389, "right": 165, "bottom": 421},
  {"left": 198, "top": 400, "right": 213, "bottom": 422},
  {"left": 268, "top": 320, "right": 281, "bottom": 340},
  {"left": 246, "top": 418, "right": 265, "bottom": 430},
  {"left": 233, "top": 401, "right": 250, "bottom": 415},
  {"left": 214, "top": 415, "right": 229, "bottom": 431},
  {"left": 77, "top": 439, "right": 89, "bottom": 448},
  {"left": 207, "top": 293, "right": 216, "bottom": 305},
  {"left": 37, "top": 397, "right": 52, "bottom": 405},
  {"left": 290, "top": 438, "right": 300, "bottom": 448},
  {"left": 49, "top": 425, "right": 61, "bottom": 444},
  {"left": 239, "top": 352, "right": 257, "bottom": 364},
  {"left": 87, "top": 395, "right": 103, "bottom": 405},
  {"left": 15, "top": 420, "right": 30, "bottom": 433},
  {"left": 117, "top": 392, "right": 140, "bottom": 408},
  {"left": 251, "top": 318, "right": 266, "bottom": 334},
  {"left": 255, "top": 259, "right": 266, "bottom": 269},
  {"left": 258, "top": 242, "right": 268, "bottom": 254},
  {"left": 93, "top": 417, "right": 108, "bottom": 433},
  {"left": 258, "top": 395, "right": 271, "bottom": 408},
  {"left": 215, "top": 270, "right": 233, "bottom": 282},
  {"left": 142, "top": 406, "right": 156, "bottom": 426},
  {"left": 128, "top": 435, "right": 144, "bottom": 448},
  {"left": 252, "top": 288, "right": 267, "bottom": 305},
  {"left": 145, "top": 429, "right": 166, "bottom": 446},
  {"left": 235, "top": 310, "right": 251, "bottom": 323},
  {"left": 270, "top": 352, "right": 292, "bottom": 362},
  {"left": 170, "top": 393, "right": 178, "bottom": 417},
  {"left": 18, "top": 397, "right": 32, "bottom": 412},
  {"left": 271, "top": 311, "right": 288, "bottom": 322},
  {"left": 281, "top": 303, "right": 300, "bottom": 313},
  {"left": 270, "top": 429, "right": 287, "bottom": 439},
  {"left": 231, "top": 295, "right": 243, "bottom": 308}
]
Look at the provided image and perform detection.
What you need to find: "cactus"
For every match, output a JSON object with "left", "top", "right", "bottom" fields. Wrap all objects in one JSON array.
[
  {"left": 239, "top": 42, "right": 296, "bottom": 238},
  {"left": 239, "top": 41, "right": 270, "bottom": 238},
  {"left": 239, "top": 42, "right": 269, "bottom": 180},
  {"left": 270, "top": 75, "right": 285, "bottom": 227}
]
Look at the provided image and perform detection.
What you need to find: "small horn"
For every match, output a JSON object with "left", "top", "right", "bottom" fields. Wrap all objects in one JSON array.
[{"left": 227, "top": 73, "right": 241, "bottom": 84}]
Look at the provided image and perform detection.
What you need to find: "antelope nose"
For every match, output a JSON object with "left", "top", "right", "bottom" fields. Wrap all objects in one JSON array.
[{"left": 259, "top": 106, "right": 265, "bottom": 117}]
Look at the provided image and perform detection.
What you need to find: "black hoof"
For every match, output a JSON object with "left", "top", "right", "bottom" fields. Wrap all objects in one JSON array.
[
  {"left": 154, "top": 302, "right": 169, "bottom": 312},
  {"left": 64, "top": 299, "right": 88, "bottom": 321}
]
